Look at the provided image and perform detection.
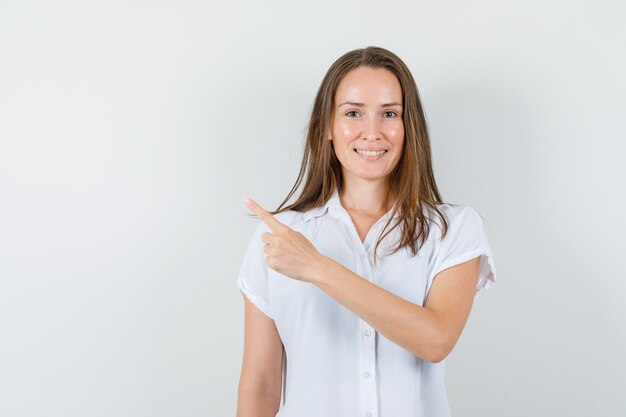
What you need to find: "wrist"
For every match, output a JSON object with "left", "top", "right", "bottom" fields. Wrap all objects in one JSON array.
[{"left": 307, "top": 254, "right": 334, "bottom": 286}]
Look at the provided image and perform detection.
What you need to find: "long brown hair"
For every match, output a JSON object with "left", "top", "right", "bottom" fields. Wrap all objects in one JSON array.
[{"left": 252, "top": 45, "right": 454, "bottom": 265}]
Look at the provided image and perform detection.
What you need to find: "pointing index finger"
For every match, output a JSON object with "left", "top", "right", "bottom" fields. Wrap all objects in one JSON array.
[{"left": 243, "top": 196, "right": 285, "bottom": 232}]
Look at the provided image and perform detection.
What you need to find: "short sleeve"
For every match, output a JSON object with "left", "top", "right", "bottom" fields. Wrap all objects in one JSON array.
[
  {"left": 426, "top": 206, "right": 497, "bottom": 302},
  {"left": 237, "top": 222, "right": 273, "bottom": 319}
]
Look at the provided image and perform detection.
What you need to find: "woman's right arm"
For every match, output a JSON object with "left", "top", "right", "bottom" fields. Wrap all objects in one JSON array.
[{"left": 236, "top": 295, "right": 284, "bottom": 417}]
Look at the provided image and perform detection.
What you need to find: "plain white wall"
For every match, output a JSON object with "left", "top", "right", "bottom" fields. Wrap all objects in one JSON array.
[{"left": 1, "top": 1, "right": 624, "bottom": 416}]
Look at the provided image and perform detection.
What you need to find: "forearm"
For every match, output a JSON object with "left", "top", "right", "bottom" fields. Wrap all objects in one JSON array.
[{"left": 309, "top": 256, "right": 446, "bottom": 363}]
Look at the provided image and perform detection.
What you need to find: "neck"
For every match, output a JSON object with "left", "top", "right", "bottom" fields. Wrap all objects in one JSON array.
[{"left": 339, "top": 179, "right": 394, "bottom": 216}]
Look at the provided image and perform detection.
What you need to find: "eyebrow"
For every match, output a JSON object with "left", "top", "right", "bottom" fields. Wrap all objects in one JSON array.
[{"left": 337, "top": 101, "right": 403, "bottom": 107}]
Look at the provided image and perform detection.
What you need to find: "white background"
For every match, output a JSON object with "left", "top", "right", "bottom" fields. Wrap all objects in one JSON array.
[{"left": 1, "top": 1, "right": 624, "bottom": 416}]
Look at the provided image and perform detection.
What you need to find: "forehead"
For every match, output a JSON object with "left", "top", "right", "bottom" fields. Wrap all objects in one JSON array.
[{"left": 335, "top": 66, "right": 402, "bottom": 102}]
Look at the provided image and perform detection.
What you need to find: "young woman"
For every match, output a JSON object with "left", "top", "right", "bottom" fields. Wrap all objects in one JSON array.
[{"left": 236, "top": 46, "right": 497, "bottom": 417}]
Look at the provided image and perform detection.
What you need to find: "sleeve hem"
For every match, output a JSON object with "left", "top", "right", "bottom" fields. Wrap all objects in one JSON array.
[
  {"left": 474, "top": 249, "right": 496, "bottom": 300},
  {"left": 428, "top": 248, "right": 497, "bottom": 301},
  {"left": 237, "top": 273, "right": 274, "bottom": 319}
]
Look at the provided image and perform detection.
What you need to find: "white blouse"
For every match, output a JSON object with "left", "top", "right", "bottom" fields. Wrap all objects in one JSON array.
[{"left": 237, "top": 187, "right": 497, "bottom": 417}]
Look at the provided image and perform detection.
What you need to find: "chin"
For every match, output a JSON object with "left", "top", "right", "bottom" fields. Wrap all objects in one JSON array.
[{"left": 356, "top": 171, "right": 389, "bottom": 181}]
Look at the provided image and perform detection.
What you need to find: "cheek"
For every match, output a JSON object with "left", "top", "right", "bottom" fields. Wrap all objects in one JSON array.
[
  {"left": 387, "top": 126, "right": 404, "bottom": 143},
  {"left": 336, "top": 119, "right": 359, "bottom": 137}
]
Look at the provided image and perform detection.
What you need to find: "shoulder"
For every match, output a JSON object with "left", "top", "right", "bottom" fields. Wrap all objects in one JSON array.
[
  {"left": 428, "top": 203, "right": 484, "bottom": 238},
  {"left": 435, "top": 203, "right": 481, "bottom": 220}
]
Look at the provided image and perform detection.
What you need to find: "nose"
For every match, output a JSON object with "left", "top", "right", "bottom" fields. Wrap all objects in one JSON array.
[{"left": 362, "top": 114, "right": 381, "bottom": 141}]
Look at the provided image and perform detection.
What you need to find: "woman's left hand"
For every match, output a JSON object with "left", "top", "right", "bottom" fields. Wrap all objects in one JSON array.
[{"left": 243, "top": 196, "right": 328, "bottom": 283}]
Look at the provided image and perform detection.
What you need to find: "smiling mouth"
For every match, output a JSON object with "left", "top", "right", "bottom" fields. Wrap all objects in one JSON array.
[{"left": 354, "top": 149, "right": 388, "bottom": 156}]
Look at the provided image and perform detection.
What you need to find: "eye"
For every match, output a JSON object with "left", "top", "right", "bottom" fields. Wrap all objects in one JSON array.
[
  {"left": 346, "top": 110, "right": 360, "bottom": 118},
  {"left": 383, "top": 111, "right": 398, "bottom": 118}
]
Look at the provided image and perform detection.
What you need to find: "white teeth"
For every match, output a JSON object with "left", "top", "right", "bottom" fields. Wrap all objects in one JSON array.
[{"left": 356, "top": 149, "right": 386, "bottom": 156}]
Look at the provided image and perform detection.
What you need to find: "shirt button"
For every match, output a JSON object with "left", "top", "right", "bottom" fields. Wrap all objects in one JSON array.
[
  {"left": 365, "top": 412, "right": 372, "bottom": 417},
  {"left": 364, "top": 329, "right": 371, "bottom": 337},
  {"left": 363, "top": 372, "right": 370, "bottom": 379}
]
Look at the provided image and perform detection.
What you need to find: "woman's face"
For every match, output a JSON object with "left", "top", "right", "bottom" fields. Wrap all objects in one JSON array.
[{"left": 329, "top": 66, "right": 404, "bottom": 183}]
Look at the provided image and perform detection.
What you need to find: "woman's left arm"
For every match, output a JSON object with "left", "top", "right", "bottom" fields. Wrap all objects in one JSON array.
[
  {"left": 242, "top": 196, "right": 480, "bottom": 364},
  {"left": 308, "top": 255, "right": 480, "bottom": 363}
]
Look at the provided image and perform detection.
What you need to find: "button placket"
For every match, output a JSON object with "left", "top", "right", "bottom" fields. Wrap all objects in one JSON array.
[{"left": 358, "top": 248, "right": 378, "bottom": 417}]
